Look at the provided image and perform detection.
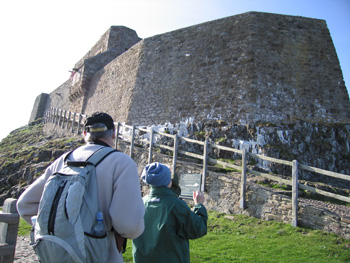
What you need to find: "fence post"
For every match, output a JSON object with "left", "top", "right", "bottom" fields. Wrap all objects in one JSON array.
[
  {"left": 148, "top": 129, "right": 154, "bottom": 164},
  {"left": 292, "top": 160, "right": 299, "bottom": 227},
  {"left": 0, "top": 198, "right": 19, "bottom": 263},
  {"left": 43, "top": 110, "right": 47, "bottom": 123},
  {"left": 130, "top": 125, "right": 135, "bottom": 158},
  {"left": 201, "top": 137, "right": 208, "bottom": 192},
  {"left": 114, "top": 122, "right": 120, "bottom": 150},
  {"left": 66, "top": 111, "right": 71, "bottom": 130},
  {"left": 172, "top": 134, "right": 178, "bottom": 177},
  {"left": 49, "top": 107, "right": 53, "bottom": 123},
  {"left": 71, "top": 113, "right": 76, "bottom": 133},
  {"left": 240, "top": 149, "right": 247, "bottom": 209},
  {"left": 76, "top": 114, "right": 82, "bottom": 135},
  {"left": 45, "top": 110, "right": 49, "bottom": 123},
  {"left": 61, "top": 110, "right": 66, "bottom": 128},
  {"left": 53, "top": 108, "right": 57, "bottom": 124},
  {"left": 51, "top": 108, "right": 55, "bottom": 123},
  {"left": 58, "top": 109, "right": 62, "bottom": 126},
  {"left": 47, "top": 108, "right": 50, "bottom": 123}
]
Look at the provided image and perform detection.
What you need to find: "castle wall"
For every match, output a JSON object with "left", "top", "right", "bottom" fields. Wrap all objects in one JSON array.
[
  {"left": 73, "top": 26, "right": 141, "bottom": 70},
  {"left": 81, "top": 12, "right": 350, "bottom": 126},
  {"left": 29, "top": 93, "right": 49, "bottom": 123},
  {"left": 33, "top": 12, "right": 350, "bottom": 126},
  {"left": 83, "top": 42, "right": 143, "bottom": 122},
  {"left": 128, "top": 12, "right": 349, "bottom": 125},
  {"left": 43, "top": 80, "right": 74, "bottom": 113}
]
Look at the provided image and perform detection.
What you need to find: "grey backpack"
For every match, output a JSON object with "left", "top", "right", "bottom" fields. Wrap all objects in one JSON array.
[{"left": 33, "top": 146, "right": 116, "bottom": 263}]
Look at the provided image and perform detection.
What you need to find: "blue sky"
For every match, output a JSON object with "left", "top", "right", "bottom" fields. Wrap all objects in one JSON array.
[{"left": 0, "top": 0, "right": 349, "bottom": 141}]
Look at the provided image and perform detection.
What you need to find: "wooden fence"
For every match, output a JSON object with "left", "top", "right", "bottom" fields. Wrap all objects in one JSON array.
[
  {"left": 44, "top": 107, "right": 350, "bottom": 227},
  {"left": 0, "top": 199, "right": 19, "bottom": 263}
]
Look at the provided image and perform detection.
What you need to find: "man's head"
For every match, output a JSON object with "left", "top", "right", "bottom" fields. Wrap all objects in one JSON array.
[
  {"left": 83, "top": 112, "right": 115, "bottom": 144},
  {"left": 141, "top": 162, "right": 172, "bottom": 188}
]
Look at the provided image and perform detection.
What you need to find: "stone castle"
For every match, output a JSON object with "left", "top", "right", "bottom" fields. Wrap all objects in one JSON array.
[{"left": 29, "top": 11, "right": 350, "bottom": 126}]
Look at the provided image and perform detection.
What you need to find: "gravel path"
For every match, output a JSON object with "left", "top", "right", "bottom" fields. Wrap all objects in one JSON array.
[{"left": 14, "top": 236, "right": 39, "bottom": 263}]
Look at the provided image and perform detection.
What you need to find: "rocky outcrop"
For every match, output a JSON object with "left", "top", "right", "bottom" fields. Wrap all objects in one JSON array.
[{"left": 0, "top": 122, "right": 84, "bottom": 203}]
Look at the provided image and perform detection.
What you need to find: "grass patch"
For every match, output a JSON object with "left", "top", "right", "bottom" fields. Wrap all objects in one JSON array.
[
  {"left": 212, "top": 158, "right": 240, "bottom": 173},
  {"left": 17, "top": 218, "right": 32, "bottom": 236},
  {"left": 120, "top": 211, "right": 350, "bottom": 263}
]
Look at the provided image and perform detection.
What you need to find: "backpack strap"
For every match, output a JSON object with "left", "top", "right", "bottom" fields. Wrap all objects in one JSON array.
[
  {"left": 64, "top": 147, "right": 117, "bottom": 167},
  {"left": 86, "top": 147, "right": 117, "bottom": 166}
]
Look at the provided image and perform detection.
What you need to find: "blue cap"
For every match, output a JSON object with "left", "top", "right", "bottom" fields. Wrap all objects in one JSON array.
[{"left": 141, "top": 162, "right": 171, "bottom": 187}]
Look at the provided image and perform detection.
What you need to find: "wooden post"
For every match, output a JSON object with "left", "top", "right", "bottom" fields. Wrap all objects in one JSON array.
[
  {"left": 61, "top": 110, "right": 66, "bottom": 128},
  {"left": 45, "top": 110, "right": 49, "bottom": 123},
  {"left": 49, "top": 108, "right": 53, "bottom": 123},
  {"left": 240, "top": 149, "right": 247, "bottom": 209},
  {"left": 53, "top": 108, "right": 57, "bottom": 124},
  {"left": 43, "top": 110, "right": 47, "bottom": 123},
  {"left": 172, "top": 134, "right": 178, "bottom": 177},
  {"left": 148, "top": 129, "right": 154, "bottom": 164},
  {"left": 130, "top": 125, "right": 135, "bottom": 158},
  {"left": 58, "top": 109, "right": 62, "bottom": 126},
  {"left": 292, "top": 160, "right": 299, "bottom": 227},
  {"left": 201, "top": 137, "right": 208, "bottom": 192},
  {"left": 0, "top": 198, "right": 19, "bottom": 263},
  {"left": 76, "top": 114, "right": 82, "bottom": 135},
  {"left": 71, "top": 112, "right": 76, "bottom": 133},
  {"left": 51, "top": 108, "right": 54, "bottom": 123},
  {"left": 66, "top": 111, "right": 71, "bottom": 130},
  {"left": 114, "top": 122, "right": 120, "bottom": 150},
  {"left": 46, "top": 108, "right": 50, "bottom": 123}
]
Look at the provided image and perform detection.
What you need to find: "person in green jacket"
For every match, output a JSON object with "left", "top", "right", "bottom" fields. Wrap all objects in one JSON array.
[{"left": 132, "top": 162, "right": 208, "bottom": 263}]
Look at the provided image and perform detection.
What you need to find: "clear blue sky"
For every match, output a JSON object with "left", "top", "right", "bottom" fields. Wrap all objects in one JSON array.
[{"left": 0, "top": 0, "right": 349, "bottom": 141}]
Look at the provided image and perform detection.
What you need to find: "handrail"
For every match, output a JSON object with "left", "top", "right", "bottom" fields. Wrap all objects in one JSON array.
[{"left": 0, "top": 198, "right": 19, "bottom": 262}]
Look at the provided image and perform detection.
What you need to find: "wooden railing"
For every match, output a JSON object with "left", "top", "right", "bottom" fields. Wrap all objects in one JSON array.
[
  {"left": 44, "top": 108, "right": 350, "bottom": 227},
  {"left": 0, "top": 199, "right": 19, "bottom": 263},
  {"left": 44, "top": 107, "right": 87, "bottom": 135}
]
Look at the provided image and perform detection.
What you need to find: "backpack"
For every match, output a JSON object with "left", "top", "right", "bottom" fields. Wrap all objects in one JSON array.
[{"left": 32, "top": 146, "right": 116, "bottom": 263}]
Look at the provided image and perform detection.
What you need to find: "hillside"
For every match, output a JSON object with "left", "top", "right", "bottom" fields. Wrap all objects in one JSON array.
[{"left": 0, "top": 120, "right": 84, "bottom": 204}]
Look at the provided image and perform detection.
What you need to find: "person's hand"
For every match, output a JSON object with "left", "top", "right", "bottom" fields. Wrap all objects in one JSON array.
[{"left": 193, "top": 191, "right": 205, "bottom": 205}]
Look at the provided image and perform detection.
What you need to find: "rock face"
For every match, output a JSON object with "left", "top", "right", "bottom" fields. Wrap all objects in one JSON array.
[
  {"left": 197, "top": 121, "right": 350, "bottom": 182},
  {"left": 0, "top": 122, "right": 84, "bottom": 204},
  {"left": 126, "top": 119, "right": 350, "bottom": 185}
]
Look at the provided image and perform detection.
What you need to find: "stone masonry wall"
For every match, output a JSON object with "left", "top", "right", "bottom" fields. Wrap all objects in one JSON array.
[
  {"left": 83, "top": 42, "right": 143, "bottom": 122},
  {"left": 79, "top": 12, "right": 350, "bottom": 126},
  {"left": 36, "top": 12, "right": 350, "bottom": 127},
  {"left": 29, "top": 93, "right": 49, "bottom": 123}
]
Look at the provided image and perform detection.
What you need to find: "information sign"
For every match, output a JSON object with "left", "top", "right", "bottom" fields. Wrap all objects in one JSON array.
[{"left": 179, "top": 173, "right": 202, "bottom": 199}]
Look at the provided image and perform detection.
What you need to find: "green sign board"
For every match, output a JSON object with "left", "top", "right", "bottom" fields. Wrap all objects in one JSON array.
[{"left": 179, "top": 173, "right": 202, "bottom": 199}]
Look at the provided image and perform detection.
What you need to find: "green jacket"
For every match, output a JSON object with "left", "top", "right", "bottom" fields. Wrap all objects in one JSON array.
[{"left": 132, "top": 186, "right": 208, "bottom": 263}]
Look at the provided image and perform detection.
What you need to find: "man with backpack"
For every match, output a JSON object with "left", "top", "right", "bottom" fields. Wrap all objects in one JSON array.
[{"left": 17, "top": 112, "right": 145, "bottom": 263}]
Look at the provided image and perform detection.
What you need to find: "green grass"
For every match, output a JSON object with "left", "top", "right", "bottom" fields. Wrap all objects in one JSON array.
[
  {"left": 17, "top": 217, "right": 32, "bottom": 236},
  {"left": 120, "top": 211, "right": 350, "bottom": 263},
  {"left": 16, "top": 209, "right": 350, "bottom": 262}
]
